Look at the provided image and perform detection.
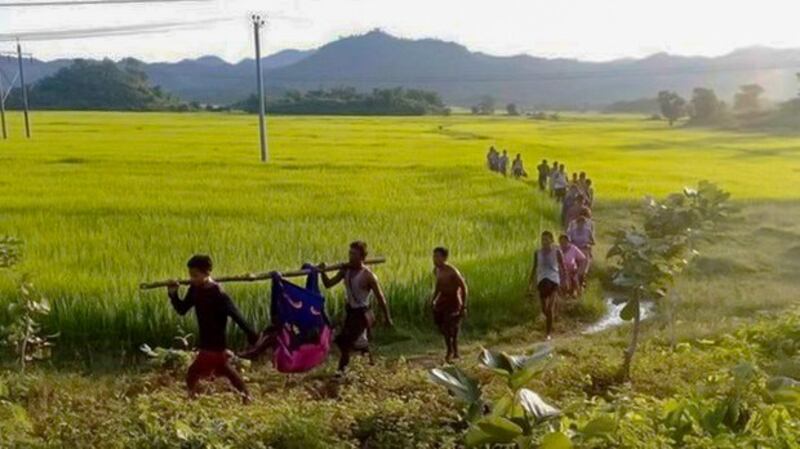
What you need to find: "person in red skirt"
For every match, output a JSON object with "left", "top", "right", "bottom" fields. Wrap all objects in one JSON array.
[{"left": 167, "top": 255, "right": 258, "bottom": 403}]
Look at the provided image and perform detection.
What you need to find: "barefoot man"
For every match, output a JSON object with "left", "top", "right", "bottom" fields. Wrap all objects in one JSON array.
[
  {"left": 320, "top": 241, "right": 393, "bottom": 376},
  {"left": 430, "top": 247, "right": 468, "bottom": 363}
]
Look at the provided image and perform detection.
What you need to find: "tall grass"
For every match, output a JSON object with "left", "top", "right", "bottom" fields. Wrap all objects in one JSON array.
[
  {"left": 0, "top": 112, "right": 562, "bottom": 350},
  {"left": 0, "top": 111, "right": 798, "bottom": 351}
]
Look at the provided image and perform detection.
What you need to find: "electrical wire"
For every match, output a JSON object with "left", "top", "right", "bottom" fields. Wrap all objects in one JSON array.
[{"left": 0, "top": 0, "right": 211, "bottom": 7}]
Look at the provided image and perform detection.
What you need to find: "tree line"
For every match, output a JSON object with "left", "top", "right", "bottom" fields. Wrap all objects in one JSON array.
[
  {"left": 658, "top": 78, "right": 800, "bottom": 129},
  {"left": 233, "top": 86, "right": 449, "bottom": 116},
  {"left": 3, "top": 59, "right": 450, "bottom": 116}
]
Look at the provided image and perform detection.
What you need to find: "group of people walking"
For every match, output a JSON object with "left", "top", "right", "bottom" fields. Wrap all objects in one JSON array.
[
  {"left": 486, "top": 146, "right": 528, "bottom": 178},
  {"left": 531, "top": 158, "right": 596, "bottom": 340},
  {"left": 485, "top": 145, "right": 598, "bottom": 340},
  {"left": 161, "top": 149, "right": 598, "bottom": 403},
  {"left": 164, "top": 240, "right": 469, "bottom": 402}
]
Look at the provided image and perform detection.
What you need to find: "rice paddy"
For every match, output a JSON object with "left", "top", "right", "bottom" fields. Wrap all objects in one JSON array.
[{"left": 0, "top": 111, "right": 798, "bottom": 350}]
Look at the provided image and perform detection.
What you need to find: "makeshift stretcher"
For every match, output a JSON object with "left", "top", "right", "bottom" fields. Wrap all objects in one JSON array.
[{"left": 139, "top": 258, "right": 386, "bottom": 373}]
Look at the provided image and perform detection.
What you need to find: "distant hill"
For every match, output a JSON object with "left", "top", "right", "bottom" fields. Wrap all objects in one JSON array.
[
  {"left": 0, "top": 49, "right": 314, "bottom": 105},
  {"left": 143, "top": 49, "right": 314, "bottom": 104},
  {"left": 2, "top": 30, "right": 798, "bottom": 108},
  {"left": 5, "top": 59, "right": 182, "bottom": 111}
]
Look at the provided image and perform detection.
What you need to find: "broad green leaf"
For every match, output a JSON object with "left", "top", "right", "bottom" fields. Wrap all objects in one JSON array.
[
  {"left": 517, "top": 389, "right": 559, "bottom": 420},
  {"left": 429, "top": 367, "right": 481, "bottom": 404},
  {"left": 508, "top": 345, "right": 552, "bottom": 370},
  {"left": 475, "top": 416, "right": 523, "bottom": 442},
  {"left": 540, "top": 431, "right": 573, "bottom": 449},
  {"left": 479, "top": 348, "right": 515, "bottom": 375},
  {"left": 464, "top": 427, "right": 494, "bottom": 448},
  {"left": 489, "top": 394, "right": 514, "bottom": 417},
  {"left": 509, "top": 346, "right": 553, "bottom": 389}
]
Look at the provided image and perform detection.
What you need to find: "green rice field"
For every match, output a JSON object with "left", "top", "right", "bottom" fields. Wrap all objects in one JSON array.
[{"left": 0, "top": 111, "right": 798, "bottom": 350}]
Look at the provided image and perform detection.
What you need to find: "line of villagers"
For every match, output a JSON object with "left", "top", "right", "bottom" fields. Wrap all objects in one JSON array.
[
  {"left": 487, "top": 146, "right": 596, "bottom": 340},
  {"left": 486, "top": 146, "right": 528, "bottom": 178},
  {"left": 162, "top": 155, "right": 594, "bottom": 403}
]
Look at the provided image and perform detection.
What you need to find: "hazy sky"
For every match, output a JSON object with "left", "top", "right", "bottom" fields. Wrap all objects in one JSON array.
[{"left": 1, "top": 0, "right": 799, "bottom": 62}]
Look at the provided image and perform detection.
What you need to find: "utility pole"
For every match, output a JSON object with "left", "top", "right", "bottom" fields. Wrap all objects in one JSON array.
[
  {"left": 16, "top": 40, "right": 31, "bottom": 139},
  {"left": 0, "top": 73, "right": 7, "bottom": 140},
  {"left": 251, "top": 14, "right": 268, "bottom": 162}
]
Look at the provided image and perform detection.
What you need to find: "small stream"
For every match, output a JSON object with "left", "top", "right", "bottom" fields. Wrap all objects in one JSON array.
[{"left": 582, "top": 298, "right": 655, "bottom": 335}]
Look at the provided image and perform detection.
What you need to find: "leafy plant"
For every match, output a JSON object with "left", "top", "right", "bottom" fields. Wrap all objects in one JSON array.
[
  {"left": 2, "top": 276, "right": 57, "bottom": 372},
  {"left": 429, "top": 345, "right": 575, "bottom": 448},
  {"left": 607, "top": 182, "right": 733, "bottom": 379}
]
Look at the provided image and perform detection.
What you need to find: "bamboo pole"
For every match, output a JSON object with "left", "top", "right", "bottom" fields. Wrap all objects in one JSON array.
[{"left": 138, "top": 257, "right": 386, "bottom": 290}]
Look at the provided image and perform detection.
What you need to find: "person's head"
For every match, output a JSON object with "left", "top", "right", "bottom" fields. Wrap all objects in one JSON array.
[
  {"left": 348, "top": 241, "right": 368, "bottom": 264},
  {"left": 540, "top": 231, "right": 555, "bottom": 248},
  {"left": 186, "top": 254, "right": 213, "bottom": 286},
  {"left": 572, "top": 172, "right": 578, "bottom": 181},
  {"left": 576, "top": 215, "right": 587, "bottom": 227},
  {"left": 579, "top": 171, "right": 586, "bottom": 181},
  {"left": 586, "top": 179, "right": 592, "bottom": 187},
  {"left": 516, "top": 153, "right": 521, "bottom": 160},
  {"left": 559, "top": 164, "right": 565, "bottom": 171},
  {"left": 433, "top": 246, "right": 449, "bottom": 267},
  {"left": 552, "top": 161, "right": 558, "bottom": 167},
  {"left": 558, "top": 234, "right": 570, "bottom": 249},
  {"left": 542, "top": 159, "right": 547, "bottom": 164},
  {"left": 503, "top": 150, "right": 508, "bottom": 155}
]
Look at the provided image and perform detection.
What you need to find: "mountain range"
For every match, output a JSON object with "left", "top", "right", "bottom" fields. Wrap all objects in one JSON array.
[{"left": 1, "top": 30, "right": 798, "bottom": 108}]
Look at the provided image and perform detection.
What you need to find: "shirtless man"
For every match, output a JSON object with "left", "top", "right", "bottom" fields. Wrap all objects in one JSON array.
[
  {"left": 320, "top": 241, "right": 393, "bottom": 376},
  {"left": 429, "top": 247, "right": 468, "bottom": 363}
]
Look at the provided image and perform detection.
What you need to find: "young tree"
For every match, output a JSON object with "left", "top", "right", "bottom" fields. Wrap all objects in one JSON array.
[
  {"left": 607, "top": 182, "right": 733, "bottom": 380},
  {"left": 657, "top": 91, "right": 686, "bottom": 126},
  {"left": 734, "top": 84, "right": 765, "bottom": 113},
  {"left": 4, "top": 276, "right": 56, "bottom": 372}
]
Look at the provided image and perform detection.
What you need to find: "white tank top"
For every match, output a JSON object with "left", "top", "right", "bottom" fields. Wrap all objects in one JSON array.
[
  {"left": 536, "top": 248, "right": 560, "bottom": 284},
  {"left": 345, "top": 268, "right": 373, "bottom": 309}
]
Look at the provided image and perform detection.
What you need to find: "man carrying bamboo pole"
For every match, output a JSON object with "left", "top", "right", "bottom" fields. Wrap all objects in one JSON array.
[
  {"left": 318, "top": 241, "right": 393, "bottom": 376},
  {"left": 166, "top": 255, "right": 258, "bottom": 403}
]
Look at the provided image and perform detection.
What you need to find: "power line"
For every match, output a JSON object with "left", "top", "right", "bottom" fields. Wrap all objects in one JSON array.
[
  {"left": 0, "top": 17, "right": 237, "bottom": 42},
  {"left": 0, "top": 0, "right": 210, "bottom": 7}
]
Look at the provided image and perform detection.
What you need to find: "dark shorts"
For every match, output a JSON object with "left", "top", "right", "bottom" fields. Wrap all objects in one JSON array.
[
  {"left": 335, "top": 306, "right": 374, "bottom": 350},
  {"left": 537, "top": 279, "right": 559, "bottom": 300},
  {"left": 187, "top": 350, "right": 231, "bottom": 380},
  {"left": 433, "top": 300, "right": 462, "bottom": 335}
]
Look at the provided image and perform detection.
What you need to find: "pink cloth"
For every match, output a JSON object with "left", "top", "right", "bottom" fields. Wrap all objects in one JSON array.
[
  {"left": 560, "top": 244, "right": 586, "bottom": 272},
  {"left": 273, "top": 326, "right": 332, "bottom": 373}
]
